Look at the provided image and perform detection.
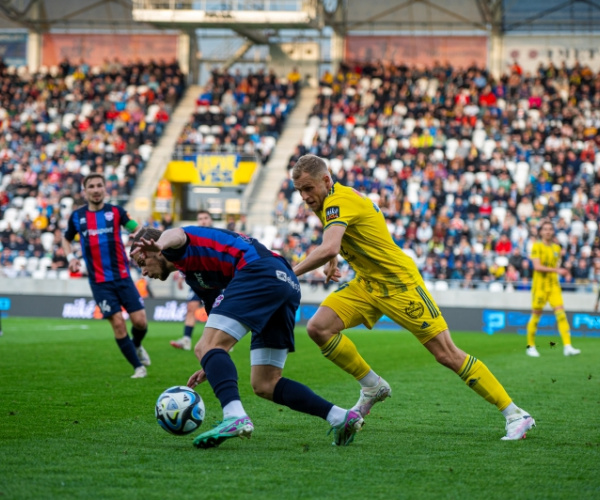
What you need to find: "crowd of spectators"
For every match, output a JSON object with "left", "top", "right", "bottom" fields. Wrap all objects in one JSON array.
[
  {"left": 274, "top": 60, "right": 600, "bottom": 293},
  {"left": 0, "top": 57, "right": 186, "bottom": 278},
  {"left": 175, "top": 67, "right": 300, "bottom": 165}
]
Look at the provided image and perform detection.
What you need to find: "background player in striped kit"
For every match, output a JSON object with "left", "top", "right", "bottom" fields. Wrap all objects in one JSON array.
[{"left": 63, "top": 173, "right": 150, "bottom": 379}]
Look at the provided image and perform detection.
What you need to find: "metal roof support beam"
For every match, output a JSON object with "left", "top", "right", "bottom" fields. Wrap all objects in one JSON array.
[
  {"left": 0, "top": 0, "right": 40, "bottom": 30},
  {"left": 221, "top": 39, "right": 255, "bottom": 71},
  {"left": 419, "top": 0, "right": 488, "bottom": 30},
  {"left": 231, "top": 26, "right": 269, "bottom": 45},
  {"left": 504, "top": 0, "right": 573, "bottom": 32},
  {"left": 346, "top": 0, "right": 417, "bottom": 31}
]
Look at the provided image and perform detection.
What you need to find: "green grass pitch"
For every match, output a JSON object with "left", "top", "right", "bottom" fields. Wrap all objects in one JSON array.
[{"left": 1, "top": 317, "right": 599, "bottom": 499}]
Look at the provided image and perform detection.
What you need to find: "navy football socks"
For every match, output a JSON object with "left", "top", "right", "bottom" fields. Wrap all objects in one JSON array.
[
  {"left": 131, "top": 326, "right": 147, "bottom": 348},
  {"left": 273, "top": 377, "right": 333, "bottom": 420},
  {"left": 201, "top": 349, "right": 241, "bottom": 408},
  {"left": 116, "top": 336, "right": 141, "bottom": 368}
]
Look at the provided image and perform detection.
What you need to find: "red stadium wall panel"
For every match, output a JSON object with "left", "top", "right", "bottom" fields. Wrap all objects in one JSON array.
[
  {"left": 42, "top": 34, "right": 178, "bottom": 67},
  {"left": 344, "top": 35, "right": 488, "bottom": 68}
]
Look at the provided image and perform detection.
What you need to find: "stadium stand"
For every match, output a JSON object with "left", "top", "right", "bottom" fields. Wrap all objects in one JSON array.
[
  {"left": 0, "top": 58, "right": 186, "bottom": 277},
  {"left": 271, "top": 61, "right": 600, "bottom": 292},
  {"left": 2, "top": 58, "right": 600, "bottom": 294},
  {"left": 175, "top": 67, "right": 297, "bottom": 163}
]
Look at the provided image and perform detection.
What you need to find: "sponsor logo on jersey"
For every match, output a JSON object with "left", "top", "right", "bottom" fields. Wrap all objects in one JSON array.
[
  {"left": 212, "top": 294, "right": 224, "bottom": 308},
  {"left": 79, "top": 218, "right": 87, "bottom": 225},
  {"left": 405, "top": 301, "right": 424, "bottom": 319},
  {"left": 85, "top": 227, "right": 114, "bottom": 237},
  {"left": 326, "top": 206, "right": 340, "bottom": 221},
  {"left": 420, "top": 321, "right": 430, "bottom": 329},
  {"left": 276, "top": 269, "right": 301, "bottom": 292},
  {"left": 193, "top": 272, "right": 209, "bottom": 289}
]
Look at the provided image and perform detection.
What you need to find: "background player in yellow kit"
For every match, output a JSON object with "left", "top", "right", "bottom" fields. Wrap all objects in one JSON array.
[
  {"left": 291, "top": 154, "right": 535, "bottom": 440},
  {"left": 526, "top": 220, "right": 581, "bottom": 357}
]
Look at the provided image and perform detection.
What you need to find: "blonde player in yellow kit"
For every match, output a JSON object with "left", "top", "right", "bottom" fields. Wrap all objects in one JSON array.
[
  {"left": 292, "top": 154, "right": 535, "bottom": 440},
  {"left": 526, "top": 220, "right": 581, "bottom": 357}
]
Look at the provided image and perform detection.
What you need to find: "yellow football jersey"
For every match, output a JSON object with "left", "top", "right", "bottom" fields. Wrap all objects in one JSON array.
[
  {"left": 318, "top": 183, "right": 421, "bottom": 296},
  {"left": 530, "top": 240, "right": 561, "bottom": 292}
]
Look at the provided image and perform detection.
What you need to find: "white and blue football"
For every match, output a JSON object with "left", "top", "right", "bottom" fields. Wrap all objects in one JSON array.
[{"left": 155, "top": 386, "right": 205, "bottom": 436}]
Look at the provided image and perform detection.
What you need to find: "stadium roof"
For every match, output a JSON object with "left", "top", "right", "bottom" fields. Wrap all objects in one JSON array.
[
  {"left": 0, "top": 0, "right": 598, "bottom": 34},
  {"left": 0, "top": 0, "right": 148, "bottom": 31}
]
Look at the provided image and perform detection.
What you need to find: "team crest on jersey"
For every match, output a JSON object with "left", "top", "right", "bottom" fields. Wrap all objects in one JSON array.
[
  {"left": 405, "top": 301, "right": 424, "bottom": 319},
  {"left": 104, "top": 211, "right": 114, "bottom": 221},
  {"left": 79, "top": 218, "right": 87, "bottom": 225},
  {"left": 326, "top": 206, "right": 340, "bottom": 221},
  {"left": 212, "top": 294, "right": 224, "bottom": 309}
]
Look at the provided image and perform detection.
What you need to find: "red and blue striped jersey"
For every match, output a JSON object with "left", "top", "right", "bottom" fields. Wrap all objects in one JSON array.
[
  {"left": 162, "top": 226, "right": 281, "bottom": 292},
  {"left": 65, "top": 204, "right": 133, "bottom": 284}
]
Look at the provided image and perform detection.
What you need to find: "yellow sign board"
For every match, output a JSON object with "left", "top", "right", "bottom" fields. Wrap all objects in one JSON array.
[
  {"left": 164, "top": 155, "right": 258, "bottom": 187},
  {"left": 196, "top": 155, "right": 237, "bottom": 186}
]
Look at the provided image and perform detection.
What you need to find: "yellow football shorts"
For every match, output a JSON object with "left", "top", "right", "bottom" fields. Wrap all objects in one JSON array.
[
  {"left": 531, "top": 285, "right": 564, "bottom": 310},
  {"left": 321, "top": 279, "right": 449, "bottom": 344}
]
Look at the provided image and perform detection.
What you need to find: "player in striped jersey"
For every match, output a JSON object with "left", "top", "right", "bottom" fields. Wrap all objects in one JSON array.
[
  {"left": 170, "top": 210, "right": 214, "bottom": 351},
  {"left": 131, "top": 225, "right": 364, "bottom": 448},
  {"left": 291, "top": 154, "right": 535, "bottom": 440},
  {"left": 63, "top": 173, "right": 150, "bottom": 379},
  {"left": 526, "top": 220, "right": 581, "bottom": 357}
]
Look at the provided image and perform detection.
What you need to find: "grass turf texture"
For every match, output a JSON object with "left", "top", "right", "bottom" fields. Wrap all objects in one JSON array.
[{"left": 1, "top": 318, "right": 599, "bottom": 500}]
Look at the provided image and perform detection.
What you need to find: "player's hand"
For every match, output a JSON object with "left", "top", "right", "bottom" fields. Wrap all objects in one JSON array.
[
  {"left": 68, "top": 258, "right": 81, "bottom": 273},
  {"left": 131, "top": 237, "right": 163, "bottom": 256},
  {"left": 174, "top": 272, "right": 184, "bottom": 289},
  {"left": 557, "top": 268, "right": 568, "bottom": 276},
  {"left": 187, "top": 369, "right": 207, "bottom": 388},
  {"left": 323, "top": 257, "right": 341, "bottom": 283}
]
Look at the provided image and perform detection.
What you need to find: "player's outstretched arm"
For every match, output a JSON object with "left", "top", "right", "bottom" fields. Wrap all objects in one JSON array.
[
  {"left": 294, "top": 225, "right": 345, "bottom": 277},
  {"left": 132, "top": 228, "right": 187, "bottom": 257}
]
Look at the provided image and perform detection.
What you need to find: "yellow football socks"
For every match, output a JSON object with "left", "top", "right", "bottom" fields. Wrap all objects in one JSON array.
[
  {"left": 555, "top": 309, "right": 572, "bottom": 346},
  {"left": 320, "top": 333, "right": 371, "bottom": 380},
  {"left": 526, "top": 313, "right": 541, "bottom": 347},
  {"left": 457, "top": 355, "right": 512, "bottom": 411}
]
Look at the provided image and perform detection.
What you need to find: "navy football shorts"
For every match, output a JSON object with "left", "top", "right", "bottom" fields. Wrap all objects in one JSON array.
[
  {"left": 187, "top": 289, "right": 201, "bottom": 302},
  {"left": 90, "top": 277, "right": 145, "bottom": 319},
  {"left": 208, "top": 256, "right": 301, "bottom": 352}
]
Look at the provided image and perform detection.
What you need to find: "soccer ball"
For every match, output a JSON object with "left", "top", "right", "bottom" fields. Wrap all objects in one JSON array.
[{"left": 155, "top": 386, "right": 205, "bottom": 436}]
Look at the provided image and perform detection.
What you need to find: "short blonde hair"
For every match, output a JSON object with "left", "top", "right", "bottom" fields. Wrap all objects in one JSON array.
[{"left": 291, "top": 154, "right": 328, "bottom": 181}]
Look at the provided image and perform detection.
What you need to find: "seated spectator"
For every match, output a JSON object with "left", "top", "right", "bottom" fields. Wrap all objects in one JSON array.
[{"left": 51, "top": 247, "right": 69, "bottom": 270}]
